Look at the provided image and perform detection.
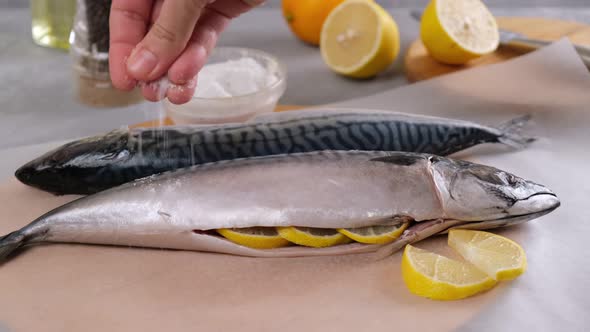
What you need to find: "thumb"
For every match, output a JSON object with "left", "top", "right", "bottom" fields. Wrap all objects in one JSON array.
[{"left": 126, "top": 0, "right": 208, "bottom": 82}]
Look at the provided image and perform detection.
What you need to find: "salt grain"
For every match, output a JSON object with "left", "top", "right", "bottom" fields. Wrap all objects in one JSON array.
[{"left": 194, "top": 57, "right": 277, "bottom": 98}]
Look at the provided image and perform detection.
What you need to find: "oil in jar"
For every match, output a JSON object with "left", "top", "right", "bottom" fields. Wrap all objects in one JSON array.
[{"left": 30, "top": 0, "right": 76, "bottom": 50}]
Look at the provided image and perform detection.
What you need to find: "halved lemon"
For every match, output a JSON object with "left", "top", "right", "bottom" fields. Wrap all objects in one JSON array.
[
  {"left": 402, "top": 244, "right": 497, "bottom": 300},
  {"left": 217, "top": 227, "right": 290, "bottom": 249},
  {"left": 277, "top": 227, "right": 351, "bottom": 248},
  {"left": 338, "top": 222, "right": 409, "bottom": 244},
  {"left": 320, "top": 0, "right": 400, "bottom": 78},
  {"left": 448, "top": 229, "right": 527, "bottom": 281},
  {"left": 420, "top": 0, "right": 499, "bottom": 64}
]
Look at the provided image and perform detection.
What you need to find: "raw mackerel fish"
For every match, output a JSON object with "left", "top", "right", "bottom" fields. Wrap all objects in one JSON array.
[
  {"left": 0, "top": 151, "right": 559, "bottom": 262},
  {"left": 15, "top": 108, "right": 533, "bottom": 195}
]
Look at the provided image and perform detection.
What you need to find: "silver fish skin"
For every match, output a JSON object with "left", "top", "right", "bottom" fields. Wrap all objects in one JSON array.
[
  {"left": 14, "top": 108, "right": 533, "bottom": 195},
  {"left": 0, "top": 151, "right": 559, "bottom": 262}
]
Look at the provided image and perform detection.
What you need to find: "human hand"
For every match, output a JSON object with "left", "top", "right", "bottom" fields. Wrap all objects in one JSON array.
[{"left": 109, "top": 0, "right": 263, "bottom": 104}]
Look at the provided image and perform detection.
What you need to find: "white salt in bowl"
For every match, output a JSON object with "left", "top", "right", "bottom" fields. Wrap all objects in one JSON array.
[{"left": 163, "top": 47, "right": 287, "bottom": 124}]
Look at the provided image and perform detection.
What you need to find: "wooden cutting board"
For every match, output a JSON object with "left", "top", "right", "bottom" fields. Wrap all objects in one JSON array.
[{"left": 404, "top": 17, "right": 590, "bottom": 82}]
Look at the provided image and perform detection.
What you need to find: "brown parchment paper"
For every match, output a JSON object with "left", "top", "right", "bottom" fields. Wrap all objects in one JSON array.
[{"left": 1, "top": 39, "right": 589, "bottom": 332}]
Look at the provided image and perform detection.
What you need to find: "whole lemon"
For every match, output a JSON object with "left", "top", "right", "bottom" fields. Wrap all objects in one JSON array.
[{"left": 282, "top": 0, "right": 346, "bottom": 46}]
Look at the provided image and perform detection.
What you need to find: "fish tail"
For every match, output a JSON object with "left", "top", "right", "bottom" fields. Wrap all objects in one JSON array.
[
  {"left": 495, "top": 114, "right": 536, "bottom": 149},
  {"left": 0, "top": 231, "right": 26, "bottom": 261}
]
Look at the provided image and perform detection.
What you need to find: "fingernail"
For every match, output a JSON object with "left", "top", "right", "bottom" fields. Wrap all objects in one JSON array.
[
  {"left": 185, "top": 77, "right": 197, "bottom": 89},
  {"left": 127, "top": 48, "right": 158, "bottom": 77},
  {"left": 170, "top": 77, "right": 196, "bottom": 91},
  {"left": 123, "top": 74, "right": 137, "bottom": 89}
]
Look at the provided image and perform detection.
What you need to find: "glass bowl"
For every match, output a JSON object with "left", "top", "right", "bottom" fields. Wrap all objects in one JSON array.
[{"left": 163, "top": 47, "right": 287, "bottom": 124}]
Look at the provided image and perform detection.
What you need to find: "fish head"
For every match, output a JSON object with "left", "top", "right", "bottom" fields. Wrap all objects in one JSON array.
[
  {"left": 432, "top": 156, "right": 560, "bottom": 225},
  {"left": 15, "top": 129, "right": 131, "bottom": 194}
]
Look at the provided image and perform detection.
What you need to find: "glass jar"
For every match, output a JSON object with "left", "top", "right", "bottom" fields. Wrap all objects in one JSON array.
[
  {"left": 30, "top": 0, "right": 76, "bottom": 50},
  {"left": 70, "top": 0, "right": 142, "bottom": 107}
]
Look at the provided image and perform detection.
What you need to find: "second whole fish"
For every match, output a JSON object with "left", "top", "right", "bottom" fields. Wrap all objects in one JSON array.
[
  {"left": 15, "top": 108, "right": 533, "bottom": 195},
  {"left": 0, "top": 151, "right": 559, "bottom": 262}
]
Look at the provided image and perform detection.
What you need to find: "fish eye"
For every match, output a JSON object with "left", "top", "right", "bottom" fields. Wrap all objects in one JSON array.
[
  {"left": 466, "top": 166, "right": 507, "bottom": 186},
  {"left": 496, "top": 172, "right": 516, "bottom": 186},
  {"left": 506, "top": 174, "right": 519, "bottom": 186},
  {"left": 49, "top": 149, "right": 68, "bottom": 163},
  {"left": 496, "top": 172, "right": 522, "bottom": 187}
]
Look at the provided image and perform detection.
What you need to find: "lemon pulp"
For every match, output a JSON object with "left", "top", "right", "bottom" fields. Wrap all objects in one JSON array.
[
  {"left": 420, "top": 0, "right": 499, "bottom": 64},
  {"left": 402, "top": 244, "right": 497, "bottom": 300},
  {"left": 278, "top": 226, "right": 351, "bottom": 248},
  {"left": 320, "top": 0, "right": 400, "bottom": 78},
  {"left": 448, "top": 229, "right": 527, "bottom": 281},
  {"left": 338, "top": 223, "right": 409, "bottom": 244},
  {"left": 217, "top": 227, "right": 290, "bottom": 249}
]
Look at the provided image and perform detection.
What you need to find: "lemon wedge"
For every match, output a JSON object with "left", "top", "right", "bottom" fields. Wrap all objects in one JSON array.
[
  {"left": 338, "top": 222, "right": 409, "bottom": 244},
  {"left": 217, "top": 227, "right": 290, "bottom": 249},
  {"left": 277, "top": 227, "right": 351, "bottom": 248},
  {"left": 420, "top": 0, "right": 499, "bottom": 64},
  {"left": 448, "top": 229, "right": 527, "bottom": 281},
  {"left": 320, "top": 0, "right": 400, "bottom": 78},
  {"left": 402, "top": 244, "right": 497, "bottom": 300}
]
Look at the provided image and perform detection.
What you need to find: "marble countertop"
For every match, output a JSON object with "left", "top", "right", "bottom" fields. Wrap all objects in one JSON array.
[{"left": 1, "top": 6, "right": 590, "bottom": 151}]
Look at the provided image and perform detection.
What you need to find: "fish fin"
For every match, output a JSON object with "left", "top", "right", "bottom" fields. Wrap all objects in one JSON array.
[
  {"left": 495, "top": 114, "right": 536, "bottom": 149},
  {"left": 0, "top": 231, "right": 25, "bottom": 261}
]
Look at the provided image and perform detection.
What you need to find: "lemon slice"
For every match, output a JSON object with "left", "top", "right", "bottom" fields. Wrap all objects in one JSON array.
[
  {"left": 320, "top": 0, "right": 400, "bottom": 78},
  {"left": 420, "top": 0, "right": 499, "bottom": 64},
  {"left": 217, "top": 227, "right": 290, "bottom": 249},
  {"left": 277, "top": 227, "right": 351, "bottom": 248},
  {"left": 402, "top": 244, "right": 497, "bottom": 300},
  {"left": 338, "top": 222, "right": 409, "bottom": 244},
  {"left": 448, "top": 229, "right": 527, "bottom": 281}
]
